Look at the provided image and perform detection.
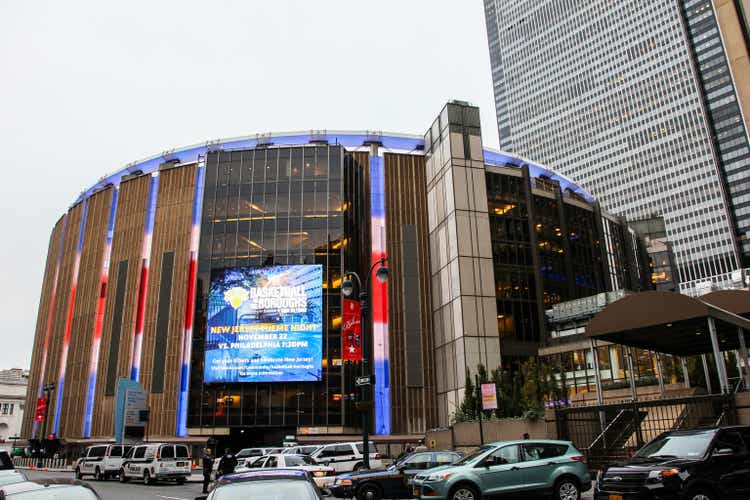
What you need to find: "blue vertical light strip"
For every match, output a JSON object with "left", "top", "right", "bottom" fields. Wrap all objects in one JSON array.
[
  {"left": 176, "top": 158, "right": 206, "bottom": 437},
  {"left": 83, "top": 187, "right": 119, "bottom": 438},
  {"left": 369, "top": 153, "right": 391, "bottom": 435}
]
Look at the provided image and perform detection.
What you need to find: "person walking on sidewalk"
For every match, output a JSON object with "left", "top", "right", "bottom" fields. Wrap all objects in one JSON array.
[{"left": 201, "top": 448, "right": 214, "bottom": 494}]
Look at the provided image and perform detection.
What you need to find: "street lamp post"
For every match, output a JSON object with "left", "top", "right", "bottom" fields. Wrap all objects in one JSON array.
[{"left": 342, "top": 257, "right": 388, "bottom": 471}]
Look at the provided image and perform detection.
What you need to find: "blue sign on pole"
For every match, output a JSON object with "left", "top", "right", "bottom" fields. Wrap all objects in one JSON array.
[{"left": 114, "top": 378, "right": 146, "bottom": 443}]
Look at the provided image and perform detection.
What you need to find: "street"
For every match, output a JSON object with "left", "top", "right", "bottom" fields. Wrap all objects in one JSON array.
[
  {"left": 22, "top": 469, "right": 596, "bottom": 500},
  {"left": 24, "top": 470, "right": 205, "bottom": 500}
]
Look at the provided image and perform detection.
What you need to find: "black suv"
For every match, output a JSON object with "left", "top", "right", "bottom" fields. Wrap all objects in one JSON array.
[
  {"left": 330, "top": 451, "right": 463, "bottom": 500},
  {"left": 595, "top": 426, "right": 750, "bottom": 500}
]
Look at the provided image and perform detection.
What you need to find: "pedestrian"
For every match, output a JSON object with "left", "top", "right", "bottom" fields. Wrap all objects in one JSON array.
[
  {"left": 201, "top": 448, "right": 214, "bottom": 494},
  {"left": 415, "top": 439, "right": 428, "bottom": 451},
  {"left": 218, "top": 448, "right": 238, "bottom": 478},
  {"left": 522, "top": 433, "right": 530, "bottom": 440}
]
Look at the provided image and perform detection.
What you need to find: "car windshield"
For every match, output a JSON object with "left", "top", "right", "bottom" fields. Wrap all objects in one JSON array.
[
  {"left": 634, "top": 431, "right": 715, "bottom": 460},
  {"left": 452, "top": 445, "right": 494, "bottom": 466},
  {"left": 285, "top": 456, "right": 317, "bottom": 466},
  {"left": 213, "top": 479, "right": 319, "bottom": 500}
]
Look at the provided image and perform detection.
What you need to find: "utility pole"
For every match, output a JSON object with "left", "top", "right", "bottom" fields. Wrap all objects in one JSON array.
[
  {"left": 38, "top": 383, "right": 55, "bottom": 468},
  {"left": 475, "top": 374, "right": 484, "bottom": 446}
]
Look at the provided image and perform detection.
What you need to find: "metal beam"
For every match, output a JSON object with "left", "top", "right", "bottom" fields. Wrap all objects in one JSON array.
[
  {"left": 681, "top": 357, "right": 690, "bottom": 388},
  {"left": 708, "top": 317, "right": 730, "bottom": 394},
  {"left": 738, "top": 328, "right": 750, "bottom": 390},
  {"left": 626, "top": 347, "right": 638, "bottom": 401},
  {"left": 701, "top": 354, "right": 712, "bottom": 394},
  {"left": 655, "top": 352, "right": 665, "bottom": 394},
  {"left": 590, "top": 339, "right": 604, "bottom": 405}
]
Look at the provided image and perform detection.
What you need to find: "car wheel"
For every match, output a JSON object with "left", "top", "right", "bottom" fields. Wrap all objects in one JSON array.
[
  {"left": 449, "top": 484, "right": 479, "bottom": 500},
  {"left": 75, "top": 467, "right": 82, "bottom": 480},
  {"left": 554, "top": 477, "right": 580, "bottom": 500},
  {"left": 176, "top": 478, "right": 185, "bottom": 485},
  {"left": 119, "top": 469, "right": 129, "bottom": 483},
  {"left": 686, "top": 488, "right": 715, "bottom": 500},
  {"left": 353, "top": 462, "right": 364, "bottom": 472},
  {"left": 95, "top": 467, "right": 103, "bottom": 481},
  {"left": 356, "top": 483, "right": 382, "bottom": 500},
  {"left": 143, "top": 469, "right": 153, "bottom": 485}
]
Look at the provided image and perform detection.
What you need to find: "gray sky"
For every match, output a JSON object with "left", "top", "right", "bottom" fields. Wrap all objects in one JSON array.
[{"left": 0, "top": 0, "right": 497, "bottom": 370}]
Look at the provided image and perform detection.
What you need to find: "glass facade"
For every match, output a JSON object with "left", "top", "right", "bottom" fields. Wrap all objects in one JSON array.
[
  {"left": 483, "top": 0, "right": 748, "bottom": 294},
  {"left": 188, "top": 146, "right": 362, "bottom": 438},
  {"left": 486, "top": 168, "right": 639, "bottom": 358}
]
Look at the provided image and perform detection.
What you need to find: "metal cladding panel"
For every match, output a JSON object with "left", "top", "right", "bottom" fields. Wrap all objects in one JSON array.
[
  {"left": 45, "top": 204, "right": 83, "bottom": 438},
  {"left": 83, "top": 188, "right": 120, "bottom": 437},
  {"left": 93, "top": 175, "right": 150, "bottom": 437},
  {"left": 58, "top": 188, "right": 111, "bottom": 438},
  {"left": 383, "top": 152, "right": 436, "bottom": 434},
  {"left": 23, "top": 218, "right": 65, "bottom": 438},
  {"left": 139, "top": 164, "right": 196, "bottom": 437}
]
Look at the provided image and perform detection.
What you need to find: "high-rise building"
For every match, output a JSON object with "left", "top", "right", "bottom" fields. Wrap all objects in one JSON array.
[{"left": 484, "top": 0, "right": 750, "bottom": 294}]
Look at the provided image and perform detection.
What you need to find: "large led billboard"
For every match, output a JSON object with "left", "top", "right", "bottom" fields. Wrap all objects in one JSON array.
[{"left": 204, "top": 265, "right": 323, "bottom": 383}]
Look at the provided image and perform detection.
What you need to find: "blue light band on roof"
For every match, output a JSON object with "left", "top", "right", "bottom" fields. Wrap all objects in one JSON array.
[{"left": 72, "top": 132, "right": 593, "bottom": 206}]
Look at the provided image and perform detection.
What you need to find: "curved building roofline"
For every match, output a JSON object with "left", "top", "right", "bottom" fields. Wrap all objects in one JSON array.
[{"left": 72, "top": 131, "right": 593, "bottom": 207}]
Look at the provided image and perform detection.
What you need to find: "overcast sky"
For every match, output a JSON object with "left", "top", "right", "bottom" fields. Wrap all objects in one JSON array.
[{"left": 0, "top": 1, "right": 497, "bottom": 370}]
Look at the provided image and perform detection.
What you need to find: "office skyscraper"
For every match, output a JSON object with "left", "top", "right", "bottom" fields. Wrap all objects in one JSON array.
[{"left": 484, "top": 0, "right": 750, "bottom": 294}]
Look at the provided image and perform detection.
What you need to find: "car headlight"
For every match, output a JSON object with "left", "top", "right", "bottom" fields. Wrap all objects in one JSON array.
[
  {"left": 314, "top": 471, "right": 326, "bottom": 477},
  {"left": 648, "top": 469, "right": 681, "bottom": 481},
  {"left": 335, "top": 478, "right": 353, "bottom": 485},
  {"left": 426, "top": 472, "right": 453, "bottom": 482}
]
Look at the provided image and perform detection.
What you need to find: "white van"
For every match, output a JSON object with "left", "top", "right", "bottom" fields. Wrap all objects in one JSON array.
[
  {"left": 309, "top": 442, "right": 383, "bottom": 473},
  {"left": 74, "top": 444, "right": 132, "bottom": 480},
  {"left": 119, "top": 443, "right": 191, "bottom": 485}
]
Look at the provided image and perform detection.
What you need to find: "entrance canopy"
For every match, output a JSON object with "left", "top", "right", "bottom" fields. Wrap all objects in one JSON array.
[{"left": 586, "top": 290, "right": 750, "bottom": 356}]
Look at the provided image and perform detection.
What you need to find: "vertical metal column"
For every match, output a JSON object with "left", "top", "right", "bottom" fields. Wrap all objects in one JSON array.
[
  {"left": 681, "top": 357, "right": 690, "bottom": 388},
  {"left": 626, "top": 347, "right": 638, "bottom": 401},
  {"left": 590, "top": 339, "right": 604, "bottom": 405},
  {"left": 655, "top": 352, "right": 665, "bottom": 394},
  {"left": 708, "top": 317, "right": 730, "bottom": 394},
  {"left": 701, "top": 354, "right": 713, "bottom": 394},
  {"left": 738, "top": 328, "right": 750, "bottom": 389}
]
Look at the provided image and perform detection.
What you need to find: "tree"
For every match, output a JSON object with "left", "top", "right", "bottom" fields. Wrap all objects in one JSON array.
[{"left": 453, "top": 368, "right": 478, "bottom": 423}]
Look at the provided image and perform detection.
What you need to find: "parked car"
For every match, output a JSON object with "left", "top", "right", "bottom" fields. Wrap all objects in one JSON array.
[
  {"left": 412, "top": 440, "right": 591, "bottom": 500},
  {"left": 0, "top": 478, "right": 100, "bottom": 499},
  {"left": 198, "top": 468, "right": 327, "bottom": 500},
  {"left": 310, "top": 442, "right": 384, "bottom": 473},
  {"left": 596, "top": 425, "right": 750, "bottom": 500},
  {"left": 331, "top": 450, "right": 463, "bottom": 500},
  {"left": 240, "top": 453, "right": 335, "bottom": 487},
  {"left": 118, "top": 443, "right": 191, "bottom": 485},
  {"left": 0, "top": 469, "right": 27, "bottom": 488},
  {"left": 75, "top": 444, "right": 132, "bottom": 480},
  {"left": 212, "top": 447, "right": 285, "bottom": 477},
  {"left": 283, "top": 445, "right": 321, "bottom": 456}
]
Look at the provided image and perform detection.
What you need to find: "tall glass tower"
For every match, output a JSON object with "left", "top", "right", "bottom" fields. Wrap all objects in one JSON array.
[{"left": 483, "top": 0, "right": 750, "bottom": 294}]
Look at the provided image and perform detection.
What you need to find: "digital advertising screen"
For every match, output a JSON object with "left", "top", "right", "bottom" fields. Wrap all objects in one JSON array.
[{"left": 204, "top": 265, "right": 323, "bottom": 383}]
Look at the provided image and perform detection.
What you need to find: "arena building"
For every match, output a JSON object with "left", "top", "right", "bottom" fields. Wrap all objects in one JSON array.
[{"left": 22, "top": 101, "right": 650, "bottom": 449}]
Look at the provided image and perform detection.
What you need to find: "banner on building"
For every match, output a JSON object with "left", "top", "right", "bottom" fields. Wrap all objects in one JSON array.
[
  {"left": 481, "top": 383, "right": 498, "bottom": 410},
  {"left": 342, "top": 299, "right": 362, "bottom": 362}
]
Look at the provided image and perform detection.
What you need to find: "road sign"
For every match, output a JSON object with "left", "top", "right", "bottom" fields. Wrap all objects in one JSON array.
[{"left": 356, "top": 375, "right": 374, "bottom": 387}]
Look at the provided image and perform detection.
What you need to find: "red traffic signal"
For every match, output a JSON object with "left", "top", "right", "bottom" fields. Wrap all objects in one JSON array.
[{"left": 34, "top": 398, "right": 47, "bottom": 422}]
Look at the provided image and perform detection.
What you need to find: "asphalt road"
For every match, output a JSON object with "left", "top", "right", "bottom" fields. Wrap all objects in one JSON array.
[
  {"left": 22, "top": 470, "right": 595, "bottom": 500},
  {"left": 24, "top": 470, "right": 206, "bottom": 500}
]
